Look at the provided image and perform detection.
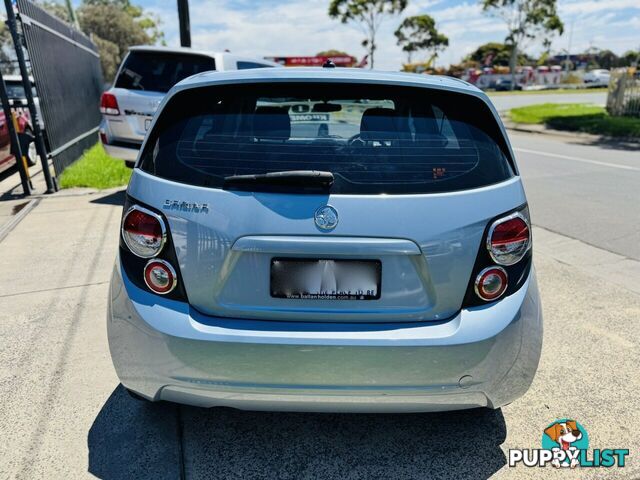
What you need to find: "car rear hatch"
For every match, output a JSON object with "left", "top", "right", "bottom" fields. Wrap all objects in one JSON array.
[
  {"left": 128, "top": 81, "right": 524, "bottom": 323},
  {"left": 108, "top": 50, "right": 217, "bottom": 143}
]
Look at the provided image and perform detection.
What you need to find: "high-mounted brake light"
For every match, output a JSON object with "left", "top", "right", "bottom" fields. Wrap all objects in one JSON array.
[
  {"left": 121, "top": 205, "right": 166, "bottom": 258},
  {"left": 486, "top": 212, "right": 530, "bottom": 266},
  {"left": 144, "top": 259, "right": 177, "bottom": 294},
  {"left": 475, "top": 266, "right": 508, "bottom": 301},
  {"left": 100, "top": 92, "right": 120, "bottom": 115}
]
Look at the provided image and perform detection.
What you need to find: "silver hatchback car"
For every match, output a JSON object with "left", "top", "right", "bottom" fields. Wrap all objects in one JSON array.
[{"left": 108, "top": 68, "right": 542, "bottom": 413}]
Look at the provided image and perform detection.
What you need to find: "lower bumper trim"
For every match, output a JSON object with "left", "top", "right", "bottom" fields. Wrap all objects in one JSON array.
[{"left": 159, "top": 384, "right": 489, "bottom": 413}]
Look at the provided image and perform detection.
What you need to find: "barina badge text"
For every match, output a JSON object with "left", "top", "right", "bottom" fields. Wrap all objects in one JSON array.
[{"left": 163, "top": 200, "right": 209, "bottom": 213}]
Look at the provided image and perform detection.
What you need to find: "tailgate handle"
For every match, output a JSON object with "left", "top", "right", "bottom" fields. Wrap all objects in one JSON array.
[{"left": 232, "top": 236, "right": 421, "bottom": 256}]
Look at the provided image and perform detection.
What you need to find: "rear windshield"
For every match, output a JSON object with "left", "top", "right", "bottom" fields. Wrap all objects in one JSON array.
[
  {"left": 115, "top": 51, "right": 216, "bottom": 93},
  {"left": 140, "top": 83, "right": 514, "bottom": 194}
]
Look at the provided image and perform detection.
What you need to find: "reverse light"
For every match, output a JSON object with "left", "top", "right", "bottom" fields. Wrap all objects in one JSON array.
[
  {"left": 121, "top": 205, "right": 166, "bottom": 258},
  {"left": 486, "top": 212, "right": 531, "bottom": 266},
  {"left": 144, "top": 259, "right": 177, "bottom": 294},
  {"left": 100, "top": 92, "right": 120, "bottom": 115},
  {"left": 474, "top": 266, "right": 508, "bottom": 301}
]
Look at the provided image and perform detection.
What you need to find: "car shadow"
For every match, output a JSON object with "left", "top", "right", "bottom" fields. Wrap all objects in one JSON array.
[
  {"left": 89, "top": 385, "right": 507, "bottom": 480},
  {"left": 90, "top": 189, "right": 126, "bottom": 206},
  {"left": 87, "top": 386, "right": 183, "bottom": 480}
]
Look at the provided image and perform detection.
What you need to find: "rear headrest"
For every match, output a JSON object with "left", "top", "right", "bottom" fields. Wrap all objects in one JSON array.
[
  {"left": 360, "top": 108, "right": 399, "bottom": 141},
  {"left": 253, "top": 106, "right": 291, "bottom": 140}
]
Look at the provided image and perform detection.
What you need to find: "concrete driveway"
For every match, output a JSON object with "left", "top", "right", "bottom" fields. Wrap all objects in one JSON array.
[{"left": 0, "top": 179, "right": 638, "bottom": 478}]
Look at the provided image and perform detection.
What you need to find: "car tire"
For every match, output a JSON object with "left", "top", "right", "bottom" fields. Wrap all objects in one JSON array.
[
  {"left": 26, "top": 139, "right": 38, "bottom": 167},
  {"left": 19, "top": 128, "right": 38, "bottom": 167},
  {"left": 125, "top": 160, "right": 136, "bottom": 169}
]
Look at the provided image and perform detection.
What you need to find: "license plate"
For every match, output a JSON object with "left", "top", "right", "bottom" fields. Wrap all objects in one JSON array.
[{"left": 270, "top": 258, "right": 381, "bottom": 300}]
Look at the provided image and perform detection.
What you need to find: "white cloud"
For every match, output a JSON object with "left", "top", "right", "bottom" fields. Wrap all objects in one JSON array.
[{"left": 144, "top": 0, "right": 640, "bottom": 69}]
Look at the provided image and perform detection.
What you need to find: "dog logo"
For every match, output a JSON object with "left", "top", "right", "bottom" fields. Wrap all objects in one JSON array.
[
  {"left": 509, "top": 419, "right": 628, "bottom": 468},
  {"left": 542, "top": 419, "right": 589, "bottom": 468}
]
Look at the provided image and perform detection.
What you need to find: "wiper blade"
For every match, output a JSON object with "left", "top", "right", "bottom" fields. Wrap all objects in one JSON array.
[{"left": 223, "top": 170, "right": 334, "bottom": 191}]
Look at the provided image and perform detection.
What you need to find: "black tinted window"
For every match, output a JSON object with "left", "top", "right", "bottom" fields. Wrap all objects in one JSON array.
[
  {"left": 115, "top": 51, "right": 215, "bottom": 93},
  {"left": 140, "top": 83, "right": 514, "bottom": 194}
]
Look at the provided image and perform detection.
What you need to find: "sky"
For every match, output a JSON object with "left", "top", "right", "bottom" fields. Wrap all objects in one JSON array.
[{"left": 130, "top": 0, "right": 639, "bottom": 70}]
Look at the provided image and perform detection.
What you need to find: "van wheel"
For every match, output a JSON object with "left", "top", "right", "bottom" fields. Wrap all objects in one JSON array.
[{"left": 125, "top": 160, "right": 135, "bottom": 169}]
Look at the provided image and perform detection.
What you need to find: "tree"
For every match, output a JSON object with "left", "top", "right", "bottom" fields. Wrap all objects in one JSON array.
[
  {"left": 2, "top": 0, "right": 162, "bottom": 79},
  {"left": 596, "top": 50, "right": 619, "bottom": 70},
  {"left": 394, "top": 15, "right": 448, "bottom": 64},
  {"left": 316, "top": 50, "right": 351, "bottom": 57},
  {"left": 328, "top": 0, "right": 407, "bottom": 69},
  {"left": 621, "top": 50, "right": 640, "bottom": 68},
  {"left": 77, "top": 1, "right": 164, "bottom": 81},
  {"left": 0, "top": 22, "right": 16, "bottom": 75},
  {"left": 481, "top": 0, "right": 563, "bottom": 89},
  {"left": 466, "top": 42, "right": 532, "bottom": 66}
]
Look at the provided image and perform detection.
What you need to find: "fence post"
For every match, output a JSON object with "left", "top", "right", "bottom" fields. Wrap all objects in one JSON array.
[
  {"left": 0, "top": 71, "right": 31, "bottom": 195},
  {"left": 4, "top": 0, "right": 56, "bottom": 193}
]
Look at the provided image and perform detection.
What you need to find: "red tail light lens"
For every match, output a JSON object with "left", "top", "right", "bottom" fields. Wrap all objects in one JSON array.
[
  {"left": 487, "top": 212, "right": 530, "bottom": 266},
  {"left": 475, "top": 266, "right": 508, "bottom": 301},
  {"left": 100, "top": 92, "right": 120, "bottom": 115},
  {"left": 144, "top": 259, "right": 177, "bottom": 294},
  {"left": 122, "top": 206, "right": 166, "bottom": 258}
]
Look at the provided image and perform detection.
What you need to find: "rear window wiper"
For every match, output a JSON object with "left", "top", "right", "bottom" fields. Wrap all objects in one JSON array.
[{"left": 223, "top": 170, "right": 334, "bottom": 192}]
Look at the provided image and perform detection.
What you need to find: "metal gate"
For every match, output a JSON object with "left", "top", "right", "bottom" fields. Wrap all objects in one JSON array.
[{"left": 14, "top": 0, "right": 104, "bottom": 177}]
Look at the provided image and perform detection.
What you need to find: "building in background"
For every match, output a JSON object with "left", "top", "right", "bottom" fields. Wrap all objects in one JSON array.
[{"left": 265, "top": 55, "right": 360, "bottom": 67}]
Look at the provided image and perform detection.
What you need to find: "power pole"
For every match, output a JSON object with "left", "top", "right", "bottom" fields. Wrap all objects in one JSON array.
[
  {"left": 177, "top": 0, "right": 191, "bottom": 48},
  {"left": 64, "top": 0, "right": 80, "bottom": 30}
]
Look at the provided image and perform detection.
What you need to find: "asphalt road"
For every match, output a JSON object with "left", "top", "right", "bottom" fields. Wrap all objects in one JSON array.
[
  {"left": 510, "top": 132, "right": 640, "bottom": 261},
  {"left": 488, "top": 91, "right": 606, "bottom": 111},
  {"left": 0, "top": 132, "right": 639, "bottom": 479}
]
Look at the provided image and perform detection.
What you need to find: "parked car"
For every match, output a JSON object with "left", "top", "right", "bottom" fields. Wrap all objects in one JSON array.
[
  {"left": 99, "top": 46, "right": 279, "bottom": 167},
  {"left": 108, "top": 68, "right": 541, "bottom": 412},
  {"left": 494, "top": 78, "right": 523, "bottom": 91},
  {"left": 3, "top": 75, "right": 42, "bottom": 166},
  {"left": 0, "top": 111, "right": 15, "bottom": 174},
  {"left": 583, "top": 69, "right": 610, "bottom": 87},
  {"left": 0, "top": 103, "right": 37, "bottom": 174}
]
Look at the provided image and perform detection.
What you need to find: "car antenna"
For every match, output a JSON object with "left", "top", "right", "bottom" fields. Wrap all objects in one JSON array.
[{"left": 322, "top": 60, "right": 336, "bottom": 68}]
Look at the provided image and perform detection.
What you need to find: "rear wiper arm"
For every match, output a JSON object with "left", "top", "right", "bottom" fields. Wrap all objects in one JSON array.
[{"left": 223, "top": 170, "right": 334, "bottom": 190}]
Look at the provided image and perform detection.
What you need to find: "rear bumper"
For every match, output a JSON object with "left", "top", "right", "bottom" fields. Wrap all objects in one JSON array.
[
  {"left": 101, "top": 142, "right": 139, "bottom": 162},
  {"left": 99, "top": 118, "right": 140, "bottom": 161},
  {"left": 107, "top": 258, "right": 542, "bottom": 412}
]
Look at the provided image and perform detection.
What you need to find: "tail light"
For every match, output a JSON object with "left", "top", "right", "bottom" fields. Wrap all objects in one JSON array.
[
  {"left": 474, "top": 266, "right": 508, "bottom": 301},
  {"left": 121, "top": 205, "right": 166, "bottom": 258},
  {"left": 100, "top": 92, "right": 120, "bottom": 115},
  {"left": 99, "top": 131, "right": 108, "bottom": 145},
  {"left": 487, "top": 212, "right": 531, "bottom": 266},
  {"left": 144, "top": 259, "right": 177, "bottom": 294},
  {"left": 120, "top": 196, "right": 188, "bottom": 301},
  {"left": 462, "top": 205, "right": 532, "bottom": 308}
]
